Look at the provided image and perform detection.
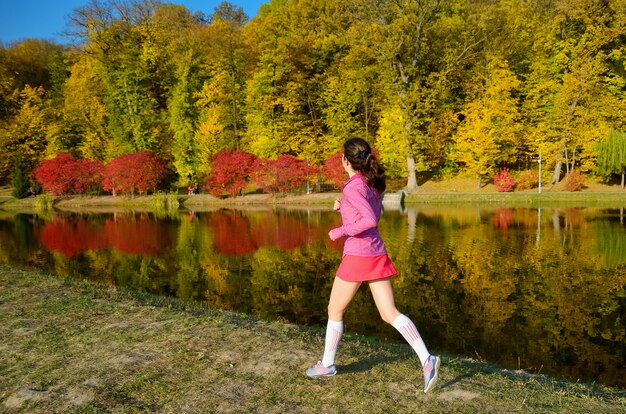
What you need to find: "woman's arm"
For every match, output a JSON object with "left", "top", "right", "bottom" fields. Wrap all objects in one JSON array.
[{"left": 329, "top": 184, "right": 377, "bottom": 240}]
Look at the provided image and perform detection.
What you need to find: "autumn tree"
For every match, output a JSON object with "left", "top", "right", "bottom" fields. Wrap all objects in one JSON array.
[
  {"left": 194, "top": 2, "right": 249, "bottom": 158},
  {"left": 321, "top": 152, "right": 345, "bottom": 189},
  {"left": 68, "top": 0, "right": 167, "bottom": 154},
  {"left": 0, "top": 86, "right": 49, "bottom": 183},
  {"left": 522, "top": 0, "right": 626, "bottom": 184},
  {"left": 205, "top": 150, "right": 257, "bottom": 196},
  {"left": 31, "top": 153, "right": 104, "bottom": 196},
  {"left": 252, "top": 155, "right": 317, "bottom": 194},
  {"left": 102, "top": 151, "right": 168, "bottom": 197},
  {"left": 453, "top": 57, "right": 521, "bottom": 188},
  {"left": 243, "top": 0, "right": 348, "bottom": 167},
  {"left": 62, "top": 55, "right": 109, "bottom": 160}
]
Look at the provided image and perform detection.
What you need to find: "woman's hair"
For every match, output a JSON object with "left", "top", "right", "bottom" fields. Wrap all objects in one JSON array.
[{"left": 343, "top": 137, "right": 386, "bottom": 194}]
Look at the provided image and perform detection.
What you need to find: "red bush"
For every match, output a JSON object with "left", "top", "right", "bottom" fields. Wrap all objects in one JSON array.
[
  {"left": 493, "top": 168, "right": 516, "bottom": 192},
  {"left": 252, "top": 155, "right": 318, "bottom": 194},
  {"left": 322, "top": 152, "right": 345, "bottom": 188},
  {"left": 564, "top": 170, "right": 585, "bottom": 192},
  {"left": 516, "top": 170, "right": 539, "bottom": 191},
  {"left": 102, "top": 151, "right": 168, "bottom": 196},
  {"left": 205, "top": 150, "right": 257, "bottom": 196},
  {"left": 31, "top": 153, "right": 104, "bottom": 196}
]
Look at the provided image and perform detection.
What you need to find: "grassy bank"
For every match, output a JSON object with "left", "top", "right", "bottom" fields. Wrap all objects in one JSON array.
[
  {"left": 2, "top": 191, "right": 626, "bottom": 214},
  {"left": 2, "top": 178, "right": 626, "bottom": 212},
  {"left": 404, "top": 191, "right": 626, "bottom": 206},
  {"left": 1, "top": 265, "right": 624, "bottom": 413}
]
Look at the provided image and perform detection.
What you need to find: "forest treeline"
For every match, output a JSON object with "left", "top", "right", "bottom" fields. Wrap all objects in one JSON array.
[{"left": 1, "top": 0, "right": 625, "bottom": 191}]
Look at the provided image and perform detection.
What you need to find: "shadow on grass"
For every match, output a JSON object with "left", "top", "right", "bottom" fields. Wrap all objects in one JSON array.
[
  {"left": 439, "top": 372, "right": 476, "bottom": 391},
  {"left": 337, "top": 355, "right": 406, "bottom": 374}
]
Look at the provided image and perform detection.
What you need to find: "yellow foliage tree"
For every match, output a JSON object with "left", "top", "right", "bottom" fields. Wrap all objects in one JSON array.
[{"left": 453, "top": 57, "right": 521, "bottom": 188}]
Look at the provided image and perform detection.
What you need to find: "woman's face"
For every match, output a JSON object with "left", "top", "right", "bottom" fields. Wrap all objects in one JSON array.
[{"left": 341, "top": 154, "right": 352, "bottom": 174}]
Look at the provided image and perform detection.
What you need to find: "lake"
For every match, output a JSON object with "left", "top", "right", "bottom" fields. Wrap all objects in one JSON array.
[{"left": 1, "top": 204, "right": 625, "bottom": 388}]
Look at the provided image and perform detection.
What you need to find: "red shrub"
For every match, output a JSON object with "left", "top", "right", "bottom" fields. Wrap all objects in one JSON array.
[
  {"left": 252, "top": 155, "right": 318, "bottom": 194},
  {"left": 515, "top": 170, "right": 539, "bottom": 191},
  {"left": 31, "top": 153, "right": 104, "bottom": 196},
  {"left": 102, "top": 151, "right": 168, "bottom": 196},
  {"left": 564, "top": 170, "right": 585, "bottom": 192},
  {"left": 493, "top": 168, "right": 516, "bottom": 192},
  {"left": 322, "top": 152, "right": 345, "bottom": 188},
  {"left": 205, "top": 150, "right": 257, "bottom": 196}
]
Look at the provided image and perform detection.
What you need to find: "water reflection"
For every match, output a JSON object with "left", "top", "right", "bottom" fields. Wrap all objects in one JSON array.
[
  {"left": 36, "top": 214, "right": 173, "bottom": 256},
  {"left": 1, "top": 206, "right": 625, "bottom": 388}
]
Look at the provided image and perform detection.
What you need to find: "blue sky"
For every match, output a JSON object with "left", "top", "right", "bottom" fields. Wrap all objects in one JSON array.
[{"left": 0, "top": 0, "right": 265, "bottom": 45}]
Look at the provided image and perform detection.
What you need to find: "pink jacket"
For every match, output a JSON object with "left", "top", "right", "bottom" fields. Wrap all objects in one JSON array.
[{"left": 329, "top": 173, "right": 387, "bottom": 257}]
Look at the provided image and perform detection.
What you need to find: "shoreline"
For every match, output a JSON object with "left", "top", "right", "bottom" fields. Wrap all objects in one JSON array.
[
  {"left": 2, "top": 177, "right": 626, "bottom": 212},
  {"left": 2, "top": 189, "right": 626, "bottom": 213},
  {"left": 1, "top": 264, "right": 625, "bottom": 413}
]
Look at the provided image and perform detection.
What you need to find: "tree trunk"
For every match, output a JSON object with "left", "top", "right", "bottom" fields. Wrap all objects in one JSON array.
[
  {"left": 406, "top": 155, "right": 418, "bottom": 192},
  {"left": 402, "top": 113, "right": 418, "bottom": 193},
  {"left": 477, "top": 175, "right": 482, "bottom": 189},
  {"left": 551, "top": 161, "right": 562, "bottom": 184},
  {"left": 622, "top": 171, "right": 625, "bottom": 190}
]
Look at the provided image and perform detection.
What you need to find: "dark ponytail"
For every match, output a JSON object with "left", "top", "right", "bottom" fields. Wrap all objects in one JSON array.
[{"left": 343, "top": 138, "right": 386, "bottom": 194}]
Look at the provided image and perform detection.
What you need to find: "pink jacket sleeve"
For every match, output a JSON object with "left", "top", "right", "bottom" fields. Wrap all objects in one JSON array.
[{"left": 330, "top": 183, "right": 377, "bottom": 239}]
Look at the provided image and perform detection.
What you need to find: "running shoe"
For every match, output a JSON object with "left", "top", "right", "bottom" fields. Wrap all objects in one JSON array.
[
  {"left": 306, "top": 361, "right": 337, "bottom": 378},
  {"left": 423, "top": 355, "right": 441, "bottom": 393}
]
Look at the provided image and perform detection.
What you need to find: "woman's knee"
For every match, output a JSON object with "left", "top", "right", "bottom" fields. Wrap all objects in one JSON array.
[
  {"left": 327, "top": 305, "right": 345, "bottom": 321},
  {"left": 379, "top": 309, "right": 401, "bottom": 325}
]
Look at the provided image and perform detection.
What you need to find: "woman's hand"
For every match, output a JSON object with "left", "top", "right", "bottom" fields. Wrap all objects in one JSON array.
[
  {"left": 333, "top": 199, "right": 341, "bottom": 211},
  {"left": 328, "top": 227, "right": 343, "bottom": 241}
]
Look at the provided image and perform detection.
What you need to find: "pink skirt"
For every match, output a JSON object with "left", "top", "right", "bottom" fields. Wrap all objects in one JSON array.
[{"left": 336, "top": 254, "right": 397, "bottom": 282}]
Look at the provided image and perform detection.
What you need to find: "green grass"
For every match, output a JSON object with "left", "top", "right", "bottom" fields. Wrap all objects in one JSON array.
[
  {"left": 404, "top": 191, "right": 626, "bottom": 206},
  {"left": 1, "top": 264, "right": 625, "bottom": 413}
]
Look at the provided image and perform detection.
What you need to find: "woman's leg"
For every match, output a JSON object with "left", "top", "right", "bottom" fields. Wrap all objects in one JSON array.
[
  {"left": 307, "top": 277, "right": 361, "bottom": 377},
  {"left": 323, "top": 277, "right": 361, "bottom": 366},
  {"left": 368, "top": 279, "right": 429, "bottom": 365},
  {"left": 369, "top": 278, "right": 440, "bottom": 392},
  {"left": 327, "top": 277, "right": 362, "bottom": 321}
]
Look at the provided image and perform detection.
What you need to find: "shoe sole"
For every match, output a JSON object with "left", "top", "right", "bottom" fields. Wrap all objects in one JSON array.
[
  {"left": 306, "top": 371, "right": 337, "bottom": 378},
  {"left": 424, "top": 356, "right": 441, "bottom": 393},
  {"left": 306, "top": 366, "right": 337, "bottom": 378}
]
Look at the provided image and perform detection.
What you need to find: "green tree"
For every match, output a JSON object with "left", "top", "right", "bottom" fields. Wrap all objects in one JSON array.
[
  {"left": 69, "top": 0, "right": 167, "bottom": 155},
  {"left": 596, "top": 129, "right": 626, "bottom": 188},
  {"left": 243, "top": 0, "right": 348, "bottom": 167},
  {"left": 193, "top": 2, "right": 250, "bottom": 175},
  {"left": 522, "top": 0, "right": 626, "bottom": 184},
  {"left": 11, "top": 157, "right": 31, "bottom": 198}
]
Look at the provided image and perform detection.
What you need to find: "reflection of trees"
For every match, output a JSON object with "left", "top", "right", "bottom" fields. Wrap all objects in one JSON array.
[
  {"left": 104, "top": 214, "right": 172, "bottom": 256},
  {"left": 37, "top": 216, "right": 108, "bottom": 256},
  {"left": 248, "top": 245, "right": 338, "bottom": 326},
  {"left": 4, "top": 206, "right": 626, "bottom": 387},
  {"left": 593, "top": 219, "right": 626, "bottom": 267},
  {"left": 35, "top": 213, "right": 173, "bottom": 257},
  {"left": 208, "top": 211, "right": 257, "bottom": 256},
  {"left": 207, "top": 209, "right": 341, "bottom": 256},
  {"left": 251, "top": 212, "right": 310, "bottom": 250},
  {"left": 384, "top": 207, "right": 626, "bottom": 387},
  {"left": 0, "top": 214, "right": 42, "bottom": 263},
  {"left": 492, "top": 208, "right": 514, "bottom": 230},
  {"left": 175, "top": 217, "right": 204, "bottom": 301}
]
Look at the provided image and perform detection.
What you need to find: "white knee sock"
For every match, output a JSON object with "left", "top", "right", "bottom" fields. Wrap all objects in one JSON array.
[
  {"left": 321, "top": 320, "right": 343, "bottom": 367},
  {"left": 392, "top": 314, "right": 429, "bottom": 366}
]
